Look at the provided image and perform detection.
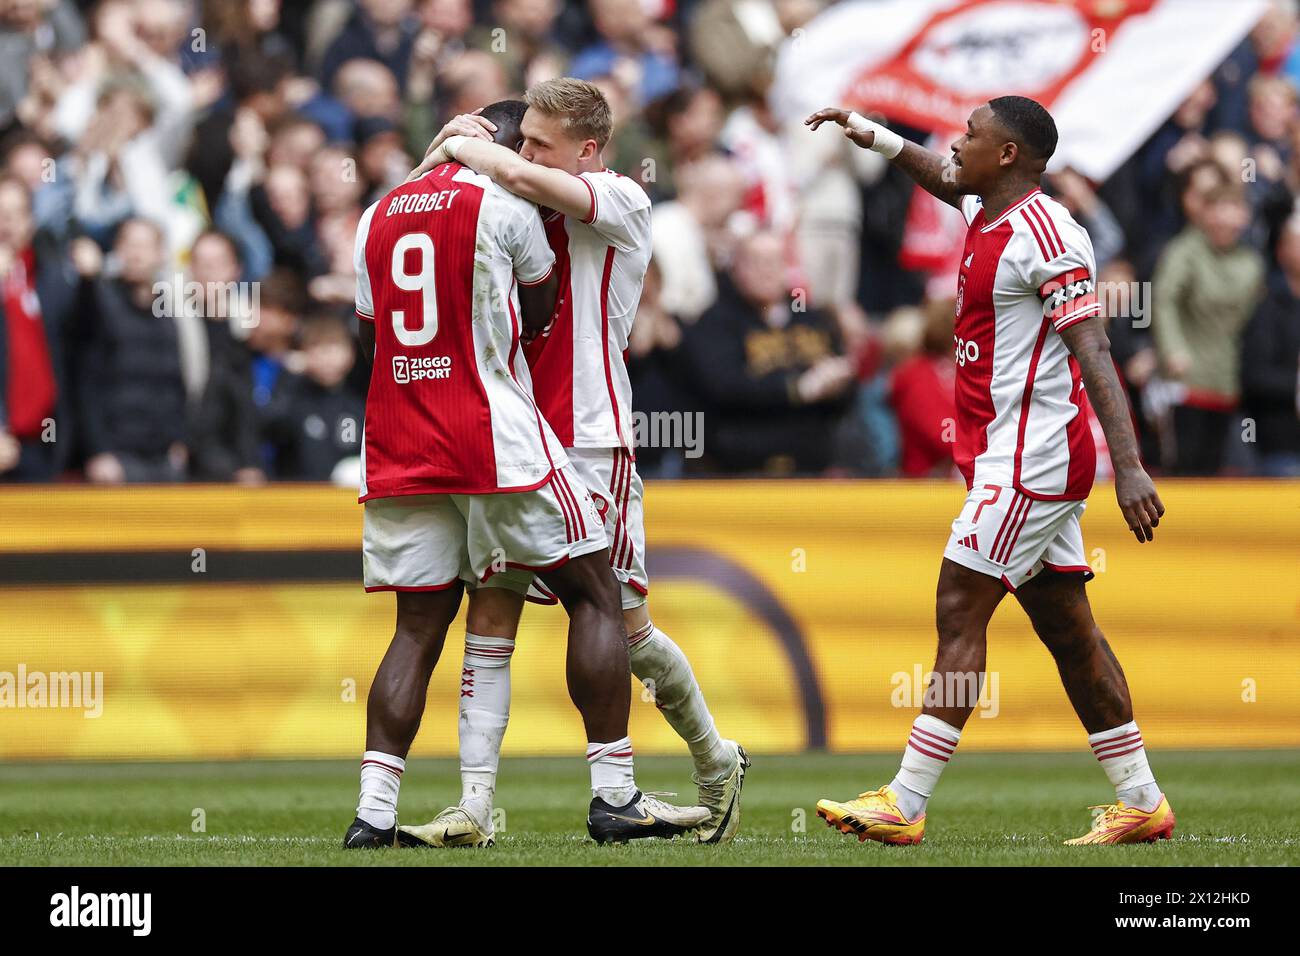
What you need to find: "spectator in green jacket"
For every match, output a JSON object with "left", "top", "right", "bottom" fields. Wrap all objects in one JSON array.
[{"left": 1152, "top": 182, "right": 1265, "bottom": 474}]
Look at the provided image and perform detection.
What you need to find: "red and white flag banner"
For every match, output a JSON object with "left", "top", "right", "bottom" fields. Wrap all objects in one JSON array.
[{"left": 774, "top": 0, "right": 1267, "bottom": 181}]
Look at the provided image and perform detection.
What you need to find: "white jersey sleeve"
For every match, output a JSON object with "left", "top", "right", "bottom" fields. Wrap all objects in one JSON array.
[
  {"left": 501, "top": 197, "right": 556, "bottom": 286},
  {"left": 1009, "top": 199, "right": 1100, "bottom": 334},
  {"left": 578, "top": 170, "right": 652, "bottom": 253},
  {"left": 960, "top": 193, "right": 984, "bottom": 226},
  {"left": 354, "top": 200, "right": 380, "bottom": 321}
]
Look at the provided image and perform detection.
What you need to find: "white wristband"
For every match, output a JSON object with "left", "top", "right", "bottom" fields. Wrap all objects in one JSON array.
[
  {"left": 442, "top": 135, "right": 469, "bottom": 159},
  {"left": 846, "top": 112, "right": 904, "bottom": 159}
]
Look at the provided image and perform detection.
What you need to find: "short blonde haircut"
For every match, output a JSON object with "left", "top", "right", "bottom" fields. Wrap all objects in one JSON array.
[{"left": 525, "top": 77, "right": 613, "bottom": 148}]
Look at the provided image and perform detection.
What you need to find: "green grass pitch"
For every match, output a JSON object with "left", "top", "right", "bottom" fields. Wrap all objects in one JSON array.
[{"left": 1, "top": 751, "right": 1296, "bottom": 866}]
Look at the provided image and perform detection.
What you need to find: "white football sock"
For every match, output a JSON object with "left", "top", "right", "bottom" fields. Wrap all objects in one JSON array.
[
  {"left": 1089, "top": 720, "right": 1161, "bottom": 811},
  {"left": 628, "top": 621, "right": 731, "bottom": 779},
  {"left": 587, "top": 737, "right": 636, "bottom": 806},
  {"left": 459, "top": 632, "right": 514, "bottom": 824},
  {"left": 356, "top": 750, "right": 405, "bottom": 830},
  {"left": 891, "top": 715, "right": 962, "bottom": 821}
]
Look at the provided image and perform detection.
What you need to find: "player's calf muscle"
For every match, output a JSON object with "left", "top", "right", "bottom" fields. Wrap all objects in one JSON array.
[
  {"left": 366, "top": 661, "right": 434, "bottom": 753},
  {"left": 566, "top": 633, "right": 631, "bottom": 742}
]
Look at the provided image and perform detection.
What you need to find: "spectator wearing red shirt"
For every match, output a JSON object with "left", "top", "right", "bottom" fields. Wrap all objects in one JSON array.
[
  {"left": 889, "top": 297, "right": 957, "bottom": 478},
  {"left": 0, "top": 176, "right": 78, "bottom": 481}
]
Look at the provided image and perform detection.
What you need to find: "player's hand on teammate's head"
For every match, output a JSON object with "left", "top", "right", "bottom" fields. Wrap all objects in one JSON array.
[
  {"left": 1114, "top": 466, "right": 1165, "bottom": 543},
  {"left": 407, "top": 113, "right": 499, "bottom": 181},
  {"left": 805, "top": 107, "right": 877, "bottom": 150},
  {"left": 427, "top": 113, "right": 496, "bottom": 157}
]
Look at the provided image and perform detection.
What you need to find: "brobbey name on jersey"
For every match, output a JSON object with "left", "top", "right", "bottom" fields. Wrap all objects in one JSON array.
[
  {"left": 384, "top": 187, "right": 461, "bottom": 385},
  {"left": 385, "top": 188, "right": 461, "bottom": 217}
]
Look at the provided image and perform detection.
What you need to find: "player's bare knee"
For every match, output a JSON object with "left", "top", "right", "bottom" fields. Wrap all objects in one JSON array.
[
  {"left": 934, "top": 559, "right": 1005, "bottom": 645},
  {"left": 394, "top": 610, "right": 439, "bottom": 643},
  {"left": 544, "top": 551, "right": 620, "bottom": 619},
  {"left": 623, "top": 602, "right": 651, "bottom": 634},
  {"left": 935, "top": 587, "right": 980, "bottom": 644},
  {"left": 583, "top": 567, "right": 621, "bottom": 619},
  {"left": 1018, "top": 577, "right": 1102, "bottom": 661},
  {"left": 394, "top": 589, "right": 460, "bottom": 648},
  {"left": 393, "top": 619, "right": 450, "bottom": 664},
  {"left": 465, "top": 588, "right": 522, "bottom": 638},
  {"left": 1034, "top": 617, "right": 1100, "bottom": 663}
]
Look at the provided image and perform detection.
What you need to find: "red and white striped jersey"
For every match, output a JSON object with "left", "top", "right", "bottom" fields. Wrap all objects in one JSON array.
[
  {"left": 954, "top": 188, "right": 1099, "bottom": 501},
  {"left": 524, "top": 169, "right": 652, "bottom": 450},
  {"left": 354, "top": 162, "right": 562, "bottom": 500}
]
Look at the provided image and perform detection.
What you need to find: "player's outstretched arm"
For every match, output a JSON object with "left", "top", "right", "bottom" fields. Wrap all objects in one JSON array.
[
  {"left": 412, "top": 136, "right": 595, "bottom": 222},
  {"left": 1059, "top": 317, "right": 1165, "bottom": 543},
  {"left": 805, "top": 107, "right": 964, "bottom": 209}
]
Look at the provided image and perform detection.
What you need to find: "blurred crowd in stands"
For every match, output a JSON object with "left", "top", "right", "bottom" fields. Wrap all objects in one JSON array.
[{"left": 0, "top": 0, "right": 1298, "bottom": 484}]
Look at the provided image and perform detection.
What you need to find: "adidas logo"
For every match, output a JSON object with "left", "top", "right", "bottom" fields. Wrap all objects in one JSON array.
[
  {"left": 964, "top": 253, "right": 974, "bottom": 268},
  {"left": 957, "top": 533, "right": 979, "bottom": 551}
]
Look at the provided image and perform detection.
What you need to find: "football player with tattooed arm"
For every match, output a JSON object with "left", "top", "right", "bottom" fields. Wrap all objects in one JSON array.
[{"left": 804, "top": 99, "right": 1172, "bottom": 846}]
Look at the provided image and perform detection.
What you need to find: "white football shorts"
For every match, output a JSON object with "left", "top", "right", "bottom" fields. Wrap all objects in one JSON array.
[
  {"left": 526, "top": 446, "right": 648, "bottom": 609},
  {"left": 943, "top": 482, "right": 1094, "bottom": 591},
  {"left": 362, "top": 461, "right": 607, "bottom": 593}
]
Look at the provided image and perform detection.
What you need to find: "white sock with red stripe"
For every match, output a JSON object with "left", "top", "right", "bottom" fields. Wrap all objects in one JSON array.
[
  {"left": 1089, "top": 720, "right": 1161, "bottom": 811},
  {"left": 459, "top": 632, "right": 514, "bottom": 826},
  {"left": 891, "top": 715, "right": 962, "bottom": 821},
  {"left": 587, "top": 736, "right": 636, "bottom": 806},
  {"left": 357, "top": 750, "right": 405, "bottom": 830},
  {"left": 628, "top": 621, "right": 732, "bottom": 780}
]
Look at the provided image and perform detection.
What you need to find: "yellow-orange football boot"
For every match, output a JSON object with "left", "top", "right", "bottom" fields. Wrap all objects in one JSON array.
[
  {"left": 1064, "top": 795, "right": 1176, "bottom": 845},
  {"left": 816, "top": 786, "right": 925, "bottom": 845}
]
